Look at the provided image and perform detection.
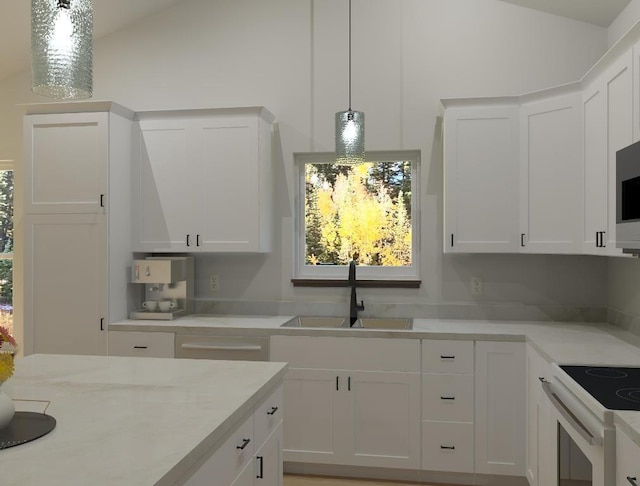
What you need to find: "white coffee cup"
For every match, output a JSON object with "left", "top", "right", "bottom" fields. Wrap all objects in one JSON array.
[
  {"left": 158, "top": 300, "right": 176, "bottom": 312},
  {"left": 142, "top": 300, "right": 158, "bottom": 312}
]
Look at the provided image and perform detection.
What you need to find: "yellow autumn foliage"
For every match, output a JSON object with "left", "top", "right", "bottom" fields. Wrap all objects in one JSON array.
[{"left": 306, "top": 164, "right": 411, "bottom": 266}]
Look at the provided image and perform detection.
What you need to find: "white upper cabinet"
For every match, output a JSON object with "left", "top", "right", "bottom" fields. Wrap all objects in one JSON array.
[
  {"left": 443, "top": 104, "right": 520, "bottom": 253},
  {"left": 519, "top": 91, "right": 582, "bottom": 254},
  {"left": 442, "top": 25, "right": 640, "bottom": 256},
  {"left": 24, "top": 111, "right": 109, "bottom": 214},
  {"left": 583, "top": 50, "right": 633, "bottom": 255},
  {"left": 132, "top": 107, "right": 274, "bottom": 253}
]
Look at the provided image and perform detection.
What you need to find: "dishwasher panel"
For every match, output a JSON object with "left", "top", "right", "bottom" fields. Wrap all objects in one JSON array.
[{"left": 175, "top": 334, "right": 269, "bottom": 361}]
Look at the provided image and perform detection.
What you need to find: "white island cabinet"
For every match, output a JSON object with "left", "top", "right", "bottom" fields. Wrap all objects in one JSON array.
[
  {"left": 4, "top": 354, "right": 286, "bottom": 486},
  {"left": 616, "top": 426, "right": 640, "bottom": 486}
]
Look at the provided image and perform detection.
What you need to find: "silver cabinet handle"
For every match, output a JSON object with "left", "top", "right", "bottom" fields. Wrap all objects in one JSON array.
[
  {"left": 181, "top": 344, "right": 262, "bottom": 351},
  {"left": 541, "top": 380, "right": 602, "bottom": 446}
]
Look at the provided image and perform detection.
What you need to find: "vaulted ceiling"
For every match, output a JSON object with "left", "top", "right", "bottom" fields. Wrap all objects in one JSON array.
[{"left": 0, "top": 0, "right": 633, "bottom": 83}]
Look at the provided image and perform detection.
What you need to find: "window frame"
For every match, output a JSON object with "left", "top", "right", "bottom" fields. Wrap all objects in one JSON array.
[{"left": 293, "top": 150, "right": 420, "bottom": 281}]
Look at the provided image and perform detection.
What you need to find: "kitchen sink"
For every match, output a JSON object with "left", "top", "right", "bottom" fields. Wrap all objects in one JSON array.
[
  {"left": 355, "top": 318, "right": 413, "bottom": 330},
  {"left": 280, "top": 316, "right": 412, "bottom": 330},
  {"left": 281, "top": 316, "right": 346, "bottom": 328}
]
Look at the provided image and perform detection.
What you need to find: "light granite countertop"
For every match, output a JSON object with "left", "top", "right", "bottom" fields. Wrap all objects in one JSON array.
[
  {"left": 2, "top": 354, "right": 287, "bottom": 486},
  {"left": 111, "top": 315, "right": 640, "bottom": 447}
]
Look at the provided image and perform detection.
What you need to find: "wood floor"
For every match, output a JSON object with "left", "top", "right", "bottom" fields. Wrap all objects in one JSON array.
[{"left": 283, "top": 474, "right": 443, "bottom": 486}]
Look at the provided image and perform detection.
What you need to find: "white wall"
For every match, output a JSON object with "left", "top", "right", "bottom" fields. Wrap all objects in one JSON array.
[{"left": 0, "top": 0, "right": 611, "bottom": 317}]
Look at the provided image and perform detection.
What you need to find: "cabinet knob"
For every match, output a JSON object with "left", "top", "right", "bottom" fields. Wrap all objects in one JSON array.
[{"left": 267, "top": 406, "right": 278, "bottom": 416}]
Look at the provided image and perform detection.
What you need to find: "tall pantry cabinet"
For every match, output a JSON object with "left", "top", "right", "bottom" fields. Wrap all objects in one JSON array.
[{"left": 23, "top": 102, "right": 134, "bottom": 356}]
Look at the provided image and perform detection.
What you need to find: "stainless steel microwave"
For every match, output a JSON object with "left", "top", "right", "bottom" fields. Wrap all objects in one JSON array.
[{"left": 617, "top": 140, "right": 640, "bottom": 252}]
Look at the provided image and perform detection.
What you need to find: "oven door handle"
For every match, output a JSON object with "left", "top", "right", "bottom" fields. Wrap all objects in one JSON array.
[{"left": 541, "top": 380, "right": 603, "bottom": 447}]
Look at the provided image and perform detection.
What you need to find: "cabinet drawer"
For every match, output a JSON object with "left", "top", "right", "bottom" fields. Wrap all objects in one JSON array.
[
  {"left": 422, "top": 421, "right": 474, "bottom": 473},
  {"left": 422, "top": 340, "right": 474, "bottom": 374},
  {"left": 254, "top": 385, "right": 283, "bottom": 449},
  {"left": 184, "top": 411, "right": 254, "bottom": 486},
  {"left": 422, "top": 374, "right": 474, "bottom": 422},
  {"left": 271, "top": 336, "right": 420, "bottom": 372},
  {"left": 108, "top": 331, "right": 174, "bottom": 358}
]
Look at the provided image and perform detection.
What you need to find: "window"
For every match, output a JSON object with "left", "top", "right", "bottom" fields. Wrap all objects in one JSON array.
[
  {"left": 294, "top": 150, "right": 420, "bottom": 281},
  {"left": 0, "top": 162, "right": 12, "bottom": 334}
]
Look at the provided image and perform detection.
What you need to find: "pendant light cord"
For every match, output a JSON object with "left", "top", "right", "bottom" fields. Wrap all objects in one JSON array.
[{"left": 348, "top": 0, "right": 352, "bottom": 111}]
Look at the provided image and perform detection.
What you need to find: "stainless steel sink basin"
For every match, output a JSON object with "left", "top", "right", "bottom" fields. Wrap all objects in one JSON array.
[
  {"left": 281, "top": 316, "right": 346, "bottom": 328},
  {"left": 281, "top": 316, "right": 412, "bottom": 330},
  {"left": 355, "top": 318, "right": 413, "bottom": 330}
]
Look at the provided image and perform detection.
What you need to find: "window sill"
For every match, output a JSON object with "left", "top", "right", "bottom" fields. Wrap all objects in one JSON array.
[{"left": 291, "top": 279, "right": 421, "bottom": 289}]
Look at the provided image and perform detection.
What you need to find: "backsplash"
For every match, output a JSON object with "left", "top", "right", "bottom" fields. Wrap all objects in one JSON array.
[
  {"left": 608, "top": 308, "right": 640, "bottom": 338},
  {"left": 196, "top": 299, "right": 607, "bottom": 323}
]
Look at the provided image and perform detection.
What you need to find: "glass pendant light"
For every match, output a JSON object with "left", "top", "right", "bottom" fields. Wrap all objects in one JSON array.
[
  {"left": 31, "top": 0, "right": 93, "bottom": 99},
  {"left": 335, "top": 0, "right": 365, "bottom": 164}
]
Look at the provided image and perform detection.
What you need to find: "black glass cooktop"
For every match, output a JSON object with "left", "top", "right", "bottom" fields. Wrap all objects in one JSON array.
[{"left": 560, "top": 365, "right": 640, "bottom": 411}]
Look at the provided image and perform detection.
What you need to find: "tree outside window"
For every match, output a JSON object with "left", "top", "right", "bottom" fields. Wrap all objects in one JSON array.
[
  {"left": 0, "top": 165, "right": 13, "bottom": 335},
  {"left": 295, "top": 151, "right": 419, "bottom": 280}
]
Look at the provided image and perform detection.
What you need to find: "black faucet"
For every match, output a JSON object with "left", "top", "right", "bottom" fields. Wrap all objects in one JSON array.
[{"left": 348, "top": 260, "right": 365, "bottom": 326}]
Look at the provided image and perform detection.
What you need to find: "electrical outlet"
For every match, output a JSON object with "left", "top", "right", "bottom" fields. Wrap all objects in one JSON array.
[
  {"left": 209, "top": 274, "right": 219, "bottom": 292},
  {"left": 470, "top": 276, "right": 483, "bottom": 296}
]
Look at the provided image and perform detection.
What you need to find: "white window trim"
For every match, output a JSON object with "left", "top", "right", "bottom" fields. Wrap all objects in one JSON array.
[{"left": 294, "top": 150, "right": 420, "bottom": 280}]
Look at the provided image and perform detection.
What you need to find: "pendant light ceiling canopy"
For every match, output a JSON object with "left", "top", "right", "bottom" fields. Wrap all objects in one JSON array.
[
  {"left": 31, "top": 0, "right": 94, "bottom": 100},
  {"left": 335, "top": 0, "right": 365, "bottom": 164}
]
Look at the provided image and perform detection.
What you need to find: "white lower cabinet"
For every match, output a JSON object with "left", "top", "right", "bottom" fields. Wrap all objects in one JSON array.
[
  {"left": 616, "top": 428, "right": 640, "bottom": 486},
  {"left": 475, "top": 341, "right": 526, "bottom": 477},
  {"left": 108, "top": 331, "right": 175, "bottom": 358},
  {"left": 422, "top": 421, "right": 474, "bottom": 473},
  {"left": 421, "top": 340, "right": 475, "bottom": 474},
  {"left": 271, "top": 336, "right": 421, "bottom": 469},
  {"left": 184, "top": 386, "right": 283, "bottom": 486},
  {"left": 526, "top": 344, "right": 555, "bottom": 486}
]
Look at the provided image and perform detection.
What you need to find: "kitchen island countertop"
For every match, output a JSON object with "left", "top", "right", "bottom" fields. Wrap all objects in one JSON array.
[{"left": 2, "top": 354, "right": 287, "bottom": 486}]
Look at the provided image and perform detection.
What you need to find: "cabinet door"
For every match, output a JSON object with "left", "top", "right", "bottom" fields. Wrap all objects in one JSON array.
[
  {"left": 255, "top": 423, "right": 283, "bottom": 486},
  {"left": 231, "top": 462, "right": 254, "bottom": 486},
  {"left": 520, "top": 93, "right": 582, "bottom": 253},
  {"left": 582, "top": 80, "right": 608, "bottom": 255},
  {"left": 345, "top": 371, "right": 421, "bottom": 469},
  {"left": 443, "top": 105, "right": 519, "bottom": 253},
  {"left": 604, "top": 50, "right": 633, "bottom": 255},
  {"left": 132, "top": 119, "right": 200, "bottom": 251},
  {"left": 526, "top": 345, "right": 553, "bottom": 486},
  {"left": 616, "top": 429, "right": 640, "bottom": 486},
  {"left": 475, "top": 341, "right": 525, "bottom": 476},
  {"left": 198, "top": 116, "right": 265, "bottom": 252},
  {"left": 24, "top": 112, "right": 108, "bottom": 214},
  {"left": 23, "top": 214, "right": 108, "bottom": 356},
  {"left": 280, "top": 368, "right": 343, "bottom": 463}
]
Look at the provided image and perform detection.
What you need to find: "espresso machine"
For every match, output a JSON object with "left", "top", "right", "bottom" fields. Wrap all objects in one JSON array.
[{"left": 130, "top": 256, "right": 194, "bottom": 320}]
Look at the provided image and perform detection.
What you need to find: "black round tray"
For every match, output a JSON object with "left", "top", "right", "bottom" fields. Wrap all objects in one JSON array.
[{"left": 0, "top": 411, "right": 56, "bottom": 449}]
